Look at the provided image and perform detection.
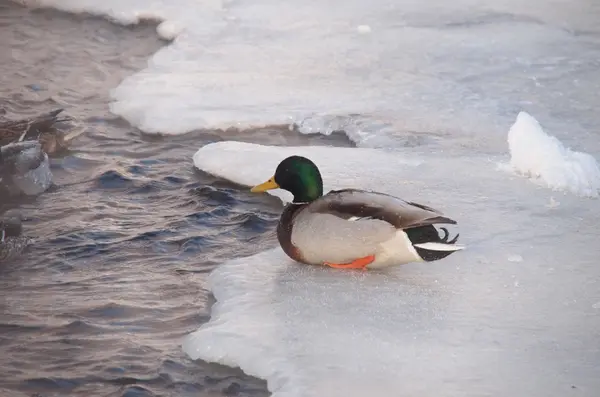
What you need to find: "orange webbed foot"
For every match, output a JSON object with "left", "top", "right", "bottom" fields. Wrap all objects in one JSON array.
[{"left": 324, "top": 255, "right": 375, "bottom": 270}]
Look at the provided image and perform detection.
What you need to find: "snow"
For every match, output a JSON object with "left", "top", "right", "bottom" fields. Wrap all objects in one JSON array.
[
  {"left": 506, "top": 112, "right": 600, "bottom": 197},
  {"left": 357, "top": 25, "right": 371, "bottom": 34},
  {"left": 185, "top": 141, "right": 600, "bottom": 397},
  {"left": 507, "top": 254, "right": 523, "bottom": 263}
]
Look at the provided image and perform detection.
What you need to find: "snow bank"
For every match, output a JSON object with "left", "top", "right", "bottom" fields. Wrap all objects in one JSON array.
[{"left": 506, "top": 112, "right": 600, "bottom": 197}]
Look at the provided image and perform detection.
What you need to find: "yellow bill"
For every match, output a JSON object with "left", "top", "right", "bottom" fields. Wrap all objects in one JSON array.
[{"left": 250, "top": 176, "right": 279, "bottom": 192}]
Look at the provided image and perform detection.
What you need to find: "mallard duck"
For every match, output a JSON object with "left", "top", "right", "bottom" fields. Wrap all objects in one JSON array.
[
  {"left": 0, "top": 108, "right": 80, "bottom": 155},
  {"left": 0, "top": 140, "right": 52, "bottom": 196},
  {"left": 250, "top": 155, "right": 464, "bottom": 270},
  {"left": 0, "top": 211, "right": 32, "bottom": 263}
]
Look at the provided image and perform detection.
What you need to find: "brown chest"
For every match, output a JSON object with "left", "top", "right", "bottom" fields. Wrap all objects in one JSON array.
[{"left": 276, "top": 204, "right": 308, "bottom": 264}]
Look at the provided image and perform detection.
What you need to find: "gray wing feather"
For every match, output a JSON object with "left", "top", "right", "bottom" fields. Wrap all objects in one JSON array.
[{"left": 311, "top": 189, "right": 456, "bottom": 228}]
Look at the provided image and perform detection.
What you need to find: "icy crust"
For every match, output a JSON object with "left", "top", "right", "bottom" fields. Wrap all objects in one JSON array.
[
  {"left": 21, "top": 0, "right": 196, "bottom": 39},
  {"left": 17, "top": 0, "right": 600, "bottom": 152},
  {"left": 19, "top": 0, "right": 496, "bottom": 141},
  {"left": 185, "top": 141, "right": 600, "bottom": 397},
  {"left": 506, "top": 112, "right": 600, "bottom": 198}
]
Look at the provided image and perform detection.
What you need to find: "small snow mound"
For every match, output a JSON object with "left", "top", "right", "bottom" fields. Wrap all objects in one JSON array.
[
  {"left": 507, "top": 112, "right": 600, "bottom": 198},
  {"left": 546, "top": 196, "right": 560, "bottom": 208},
  {"left": 156, "top": 21, "right": 184, "bottom": 40},
  {"left": 357, "top": 25, "right": 371, "bottom": 34},
  {"left": 507, "top": 254, "right": 523, "bottom": 263}
]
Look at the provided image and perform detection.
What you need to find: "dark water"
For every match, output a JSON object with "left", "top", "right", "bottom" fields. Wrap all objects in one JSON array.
[{"left": 0, "top": 2, "right": 351, "bottom": 396}]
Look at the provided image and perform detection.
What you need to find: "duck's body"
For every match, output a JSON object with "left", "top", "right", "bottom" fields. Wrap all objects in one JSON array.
[
  {"left": 0, "top": 212, "right": 32, "bottom": 263},
  {"left": 277, "top": 188, "right": 461, "bottom": 269},
  {"left": 251, "top": 156, "right": 463, "bottom": 270},
  {"left": 0, "top": 108, "right": 80, "bottom": 155},
  {"left": 0, "top": 141, "right": 52, "bottom": 196}
]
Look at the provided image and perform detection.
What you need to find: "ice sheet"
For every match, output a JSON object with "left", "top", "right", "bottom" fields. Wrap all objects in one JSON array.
[
  {"left": 184, "top": 141, "right": 600, "bottom": 397},
  {"left": 23, "top": 0, "right": 600, "bottom": 152},
  {"left": 505, "top": 112, "right": 600, "bottom": 197}
]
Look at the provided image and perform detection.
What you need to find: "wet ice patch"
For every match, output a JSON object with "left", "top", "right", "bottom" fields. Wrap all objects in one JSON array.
[{"left": 505, "top": 112, "right": 600, "bottom": 198}]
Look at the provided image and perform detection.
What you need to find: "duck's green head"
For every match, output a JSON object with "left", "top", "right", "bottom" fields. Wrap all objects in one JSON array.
[{"left": 250, "top": 156, "right": 323, "bottom": 203}]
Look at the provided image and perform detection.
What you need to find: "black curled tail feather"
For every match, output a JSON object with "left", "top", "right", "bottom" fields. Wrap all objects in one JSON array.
[
  {"left": 404, "top": 225, "right": 461, "bottom": 262},
  {"left": 439, "top": 227, "right": 459, "bottom": 244},
  {"left": 404, "top": 225, "right": 460, "bottom": 246}
]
